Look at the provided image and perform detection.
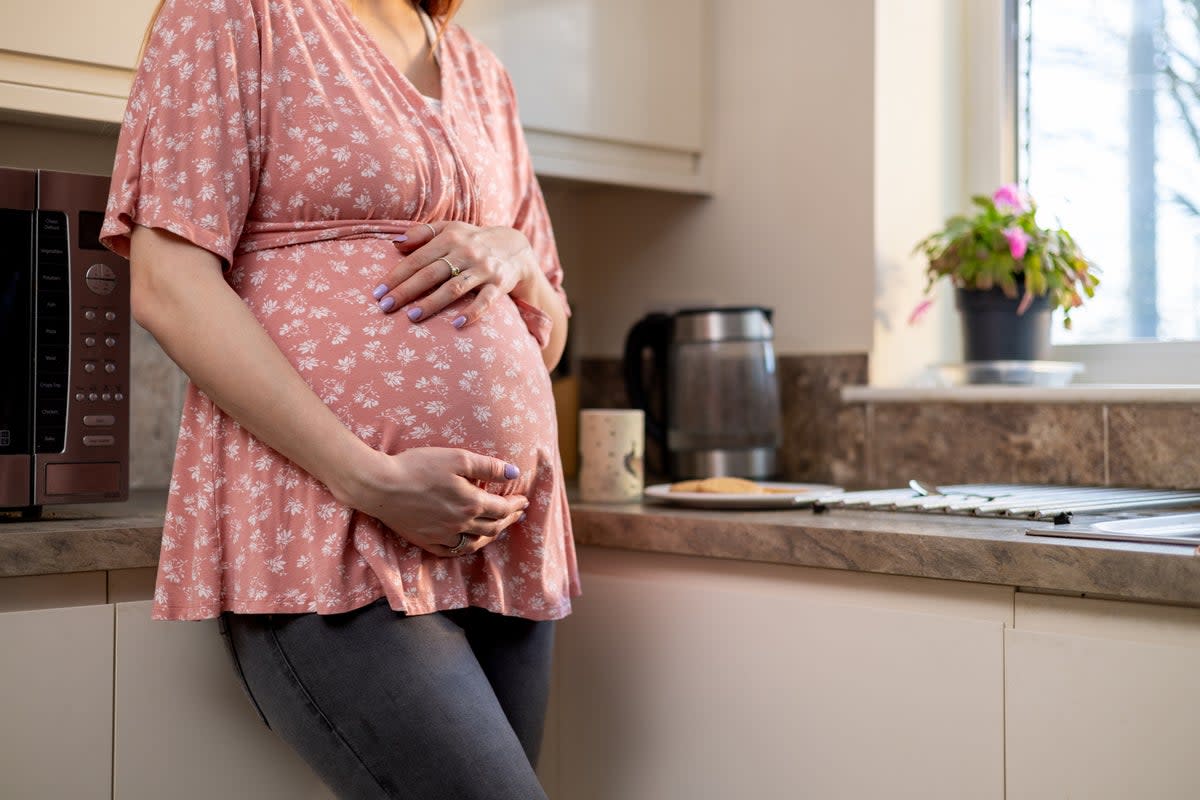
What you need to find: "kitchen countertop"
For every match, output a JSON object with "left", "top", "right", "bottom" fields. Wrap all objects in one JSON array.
[{"left": 4, "top": 489, "right": 1200, "bottom": 607}]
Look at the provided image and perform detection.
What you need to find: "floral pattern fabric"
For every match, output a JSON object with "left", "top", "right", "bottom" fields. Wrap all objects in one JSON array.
[{"left": 101, "top": 0, "right": 577, "bottom": 621}]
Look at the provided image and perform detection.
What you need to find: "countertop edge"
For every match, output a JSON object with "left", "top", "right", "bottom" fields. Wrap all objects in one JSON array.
[
  {"left": 569, "top": 504, "right": 1200, "bottom": 608},
  {"left": 5, "top": 492, "right": 1200, "bottom": 608}
]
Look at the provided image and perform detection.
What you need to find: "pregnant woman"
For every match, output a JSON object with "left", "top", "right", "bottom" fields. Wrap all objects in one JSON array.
[{"left": 100, "top": 0, "right": 577, "bottom": 797}]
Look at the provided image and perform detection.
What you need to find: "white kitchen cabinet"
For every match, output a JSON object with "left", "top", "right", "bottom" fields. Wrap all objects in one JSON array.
[
  {"left": 112, "top": 600, "right": 334, "bottom": 800},
  {"left": 0, "top": 0, "right": 159, "bottom": 125},
  {"left": 0, "top": 602, "right": 115, "bottom": 800},
  {"left": 551, "top": 548, "right": 1010, "bottom": 800},
  {"left": 2, "top": 0, "right": 711, "bottom": 193},
  {"left": 452, "top": 0, "right": 712, "bottom": 193},
  {"left": 1005, "top": 592, "right": 1200, "bottom": 800}
]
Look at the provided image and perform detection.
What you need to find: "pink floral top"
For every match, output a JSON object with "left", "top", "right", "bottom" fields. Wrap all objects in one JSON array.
[{"left": 101, "top": 0, "right": 578, "bottom": 621}]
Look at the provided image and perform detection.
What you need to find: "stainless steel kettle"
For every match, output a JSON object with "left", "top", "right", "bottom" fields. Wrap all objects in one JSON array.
[{"left": 622, "top": 306, "right": 782, "bottom": 480}]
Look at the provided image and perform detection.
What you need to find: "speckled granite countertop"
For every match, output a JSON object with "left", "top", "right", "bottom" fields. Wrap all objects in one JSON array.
[
  {"left": 0, "top": 490, "right": 165, "bottom": 578},
  {"left": 4, "top": 490, "right": 1200, "bottom": 607}
]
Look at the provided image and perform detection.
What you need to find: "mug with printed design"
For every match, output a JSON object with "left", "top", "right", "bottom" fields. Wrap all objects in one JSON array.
[{"left": 578, "top": 409, "right": 644, "bottom": 503}]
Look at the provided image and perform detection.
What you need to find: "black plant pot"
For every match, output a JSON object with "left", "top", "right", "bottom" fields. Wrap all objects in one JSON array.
[{"left": 955, "top": 287, "right": 1052, "bottom": 362}]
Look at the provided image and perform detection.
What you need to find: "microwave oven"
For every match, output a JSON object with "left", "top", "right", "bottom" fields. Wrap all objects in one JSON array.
[{"left": 0, "top": 168, "right": 129, "bottom": 517}]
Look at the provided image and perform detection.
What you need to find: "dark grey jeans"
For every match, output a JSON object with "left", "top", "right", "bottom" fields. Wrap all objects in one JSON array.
[{"left": 219, "top": 599, "right": 554, "bottom": 800}]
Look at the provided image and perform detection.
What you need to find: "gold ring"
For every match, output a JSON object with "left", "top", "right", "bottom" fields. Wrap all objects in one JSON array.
[
  {"left": 436, "top": 256, "right": 461, "bottom": 278},
  {"left": 421, "top": 222, "right": 437, "bottom": 238},
  {"left": 449, "top": 533, "right": 470, "bottom": 555}
]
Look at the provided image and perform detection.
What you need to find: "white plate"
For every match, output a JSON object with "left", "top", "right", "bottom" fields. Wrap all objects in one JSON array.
[{"left": 643, "top": 482, "right": 842, "bottom": 510}]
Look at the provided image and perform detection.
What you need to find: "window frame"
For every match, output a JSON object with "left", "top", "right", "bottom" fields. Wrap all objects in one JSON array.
[{"left": 983, "top": 0, "right": 1200, "bottom": 384}]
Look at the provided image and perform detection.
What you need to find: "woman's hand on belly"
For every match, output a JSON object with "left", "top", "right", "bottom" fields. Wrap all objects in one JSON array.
[
  {"left": 374, "top": 221, "right": 569, "bottom": 370},
  {"left": 341, "top": 447, "right": 529, "bottom": 558},
  {"left": 376, "top": 222, "right": 535, "bottom": 325}
]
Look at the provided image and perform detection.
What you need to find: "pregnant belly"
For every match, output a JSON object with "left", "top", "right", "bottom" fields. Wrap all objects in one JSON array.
[{"left": 229, "top": 239, "right": 556, "bottom": 471}]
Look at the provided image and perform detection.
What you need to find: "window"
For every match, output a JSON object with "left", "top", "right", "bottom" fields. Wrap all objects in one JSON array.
[{"left": 1018, "top": 0, "right": 1200, "bottom": 345}]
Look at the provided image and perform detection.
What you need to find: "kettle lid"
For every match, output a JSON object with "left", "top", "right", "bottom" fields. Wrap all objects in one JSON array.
[{"left": 673, "top": 306, "right": 774, "bottom": 343}]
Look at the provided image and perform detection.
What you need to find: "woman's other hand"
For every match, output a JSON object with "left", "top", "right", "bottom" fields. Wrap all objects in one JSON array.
[{"left": 339, "top": 446, "right": 529, "bottom": 558}]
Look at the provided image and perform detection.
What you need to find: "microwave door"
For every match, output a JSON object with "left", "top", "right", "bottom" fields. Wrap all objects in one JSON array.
[{"left": 0, "top": 169, "right": 37, "bottom": 510}]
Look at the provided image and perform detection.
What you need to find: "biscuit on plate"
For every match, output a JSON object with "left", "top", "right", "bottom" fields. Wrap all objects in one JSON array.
[{"left": 671, "top": 476, "right": 764, "bottom": 494}]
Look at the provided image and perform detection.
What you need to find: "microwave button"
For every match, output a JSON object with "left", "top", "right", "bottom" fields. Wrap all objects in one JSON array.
[
  {"left": 105, "top": 311, "right": 117, "bottom": 322},
  {"left": 75, "top": 392, "right": 85, "bottom": 401},
  {"left": 88, "top": 392, "right": 99, "bottom": 401},
  {"left": 38, "top": 210, "right": 66, "bottom": 234},
  {"left": 37, "top": 398, "right": 66, "bottom": 417},
  {"left": 83, "top": 361, "right": 97, "bottom": 373},
  {"left": 83, "top": 415, "right": 116, "bottom": 427},
  {"left": 104, "top": 362, "right": 116, "bottom": 374},
  {"left": 105, "top": 336, "right": 117, "bottom": 347},
  {"left": 38, "top": 347, "right": 70, "bottom": 373},
  {"left": 36, "top": 431, "right": 65, "bottom": 453},
  {"left": 85, "top": 263, "right": 117, "bottom": 296},
  {"left": 114, "top": 392, "right": 125, "bottom": 402},
  {"left": 38, "top": 265, "right": 68, "bottom": 290},
  {"left": 84, "top": 336, "right": 97, "bottom": 347},
  {"left": 83, "top": 434, "right": 115, "bottom": 447},
  {"left": 38, "top": 291, "right": 69, "bottom": 319},
  {"left": 84, "top": 309, "right": 96, "bottom": 321},
  {"left": 38, "top": 321, "right": 69, "bottom": 346},
  {"left": 101, "top": 393, "right": 112, "bottom": 401}
]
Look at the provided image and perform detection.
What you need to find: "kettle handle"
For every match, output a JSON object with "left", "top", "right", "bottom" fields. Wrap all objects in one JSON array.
[{"left": 621, "top": 312, "right": 671, "bottom": 445}]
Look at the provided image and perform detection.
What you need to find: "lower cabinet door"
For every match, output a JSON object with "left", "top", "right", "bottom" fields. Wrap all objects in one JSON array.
[
  {"left": 112, "top": 601, "right": 333, "bottom": 800},
  {"left": 0, "top": 603, "right": 114, "bottom": 800},
  {"left": 1006, "top": 627, "right": 1200, "bottom": 799},
  {"left": 555, "top": 567, "right": 1006, "bottom": 800}
]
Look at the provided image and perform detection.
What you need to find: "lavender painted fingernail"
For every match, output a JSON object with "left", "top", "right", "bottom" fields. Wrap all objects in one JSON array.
[
  {"left": 372, "top": 284, "right": 389, "bottom": 300},
  {"left": 391, "top": 234, "right": 408, "bottom": 244},
  {"left": 452, "top": 315, "right": 467, "bottom": 329},
  {"left": 407, "top": 307, "right": 422, "bottom": 321},
  {"left": 518, "top": 512, "right": 527, "bottom": 523},
  {"left": 504, "top": 463, "right": 520, "bottom": 480},
  {"left": 379, "top": 297, "right": 396, "bottom": 312}
]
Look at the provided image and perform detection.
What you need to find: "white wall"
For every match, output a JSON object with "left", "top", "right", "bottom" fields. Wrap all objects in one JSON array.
[
  {"left": 870, "top": 0, "right": 966, "bottom": 386},
  {"left": 554, "top": 0, "right": 876, "bottom": 358}
]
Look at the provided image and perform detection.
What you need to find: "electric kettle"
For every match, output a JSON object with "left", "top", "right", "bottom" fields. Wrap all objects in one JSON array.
[{"left": 622, "top": 306, "right": 782, "bottom": 480}]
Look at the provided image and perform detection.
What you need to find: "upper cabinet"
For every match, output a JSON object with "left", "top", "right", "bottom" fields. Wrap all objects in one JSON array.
[
  {"left": 0, "top": 0, "right": 158, "bottom": 125},
  {"left": 455, "top": 0, "right": 712, "bottom": 194},
  {"left": 0, "top": 0, "right": 711, "bottom": 194}
]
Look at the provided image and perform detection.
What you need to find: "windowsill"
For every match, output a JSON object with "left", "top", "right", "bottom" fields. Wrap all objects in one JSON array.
[{"left": 842, "top": 384, "right": 1200, "bottom": 404}]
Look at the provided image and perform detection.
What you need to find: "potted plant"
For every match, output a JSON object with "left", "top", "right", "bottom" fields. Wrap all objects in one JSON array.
[{"left": 911, "top": 183, "right": 1100, "bottom": 362}]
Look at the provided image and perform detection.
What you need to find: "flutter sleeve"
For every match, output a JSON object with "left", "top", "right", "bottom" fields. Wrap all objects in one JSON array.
[
  {"left": 496, "top": 68, "right": 571, "bottom": 349},
  {"left": 101, "top": 0, "right": 263, "bottom": 267}
]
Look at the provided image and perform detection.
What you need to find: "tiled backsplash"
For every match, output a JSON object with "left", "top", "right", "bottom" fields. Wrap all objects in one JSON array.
[
  {"left": 579, "top": 355, "right": 1200, "bottom": 491},
  {"left": 129, "top": 325, "right": 187, "bottom": 489}
]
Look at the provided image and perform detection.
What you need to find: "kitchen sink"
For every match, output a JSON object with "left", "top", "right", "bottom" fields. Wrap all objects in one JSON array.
[
  {"left": 1029, "top": 513, "right": 1200, "bottom": 546},
  {"left": 1086, "top": 513, "right": 1200, "bottom": 545}
]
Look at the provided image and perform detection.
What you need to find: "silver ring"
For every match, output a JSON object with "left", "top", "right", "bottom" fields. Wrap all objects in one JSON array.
[
  {"left": 448, "top": 533, "right": 470, "bottom": 555},
  {"left": 420, "top": 222, "right": 437, "bottom": 238},
  {"left": 436, "top": 256, "right": 461, "bottom": 278}
]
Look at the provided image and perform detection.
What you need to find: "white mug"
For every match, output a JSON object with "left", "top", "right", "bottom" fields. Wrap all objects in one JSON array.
[{"left": 578, "top": 409, "right": 645, "bottom": 503}]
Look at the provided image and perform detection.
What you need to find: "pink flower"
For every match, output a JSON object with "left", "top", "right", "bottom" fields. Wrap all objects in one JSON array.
[
  {"left": 992, "top": 183, "right": 1029, "bottom": 212},
  {"left": 907, "top": 298, "right": 935, "bottom": 326},
  {"left": 1004, "top": 226, "right": 1031, "bottom": 260}
]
